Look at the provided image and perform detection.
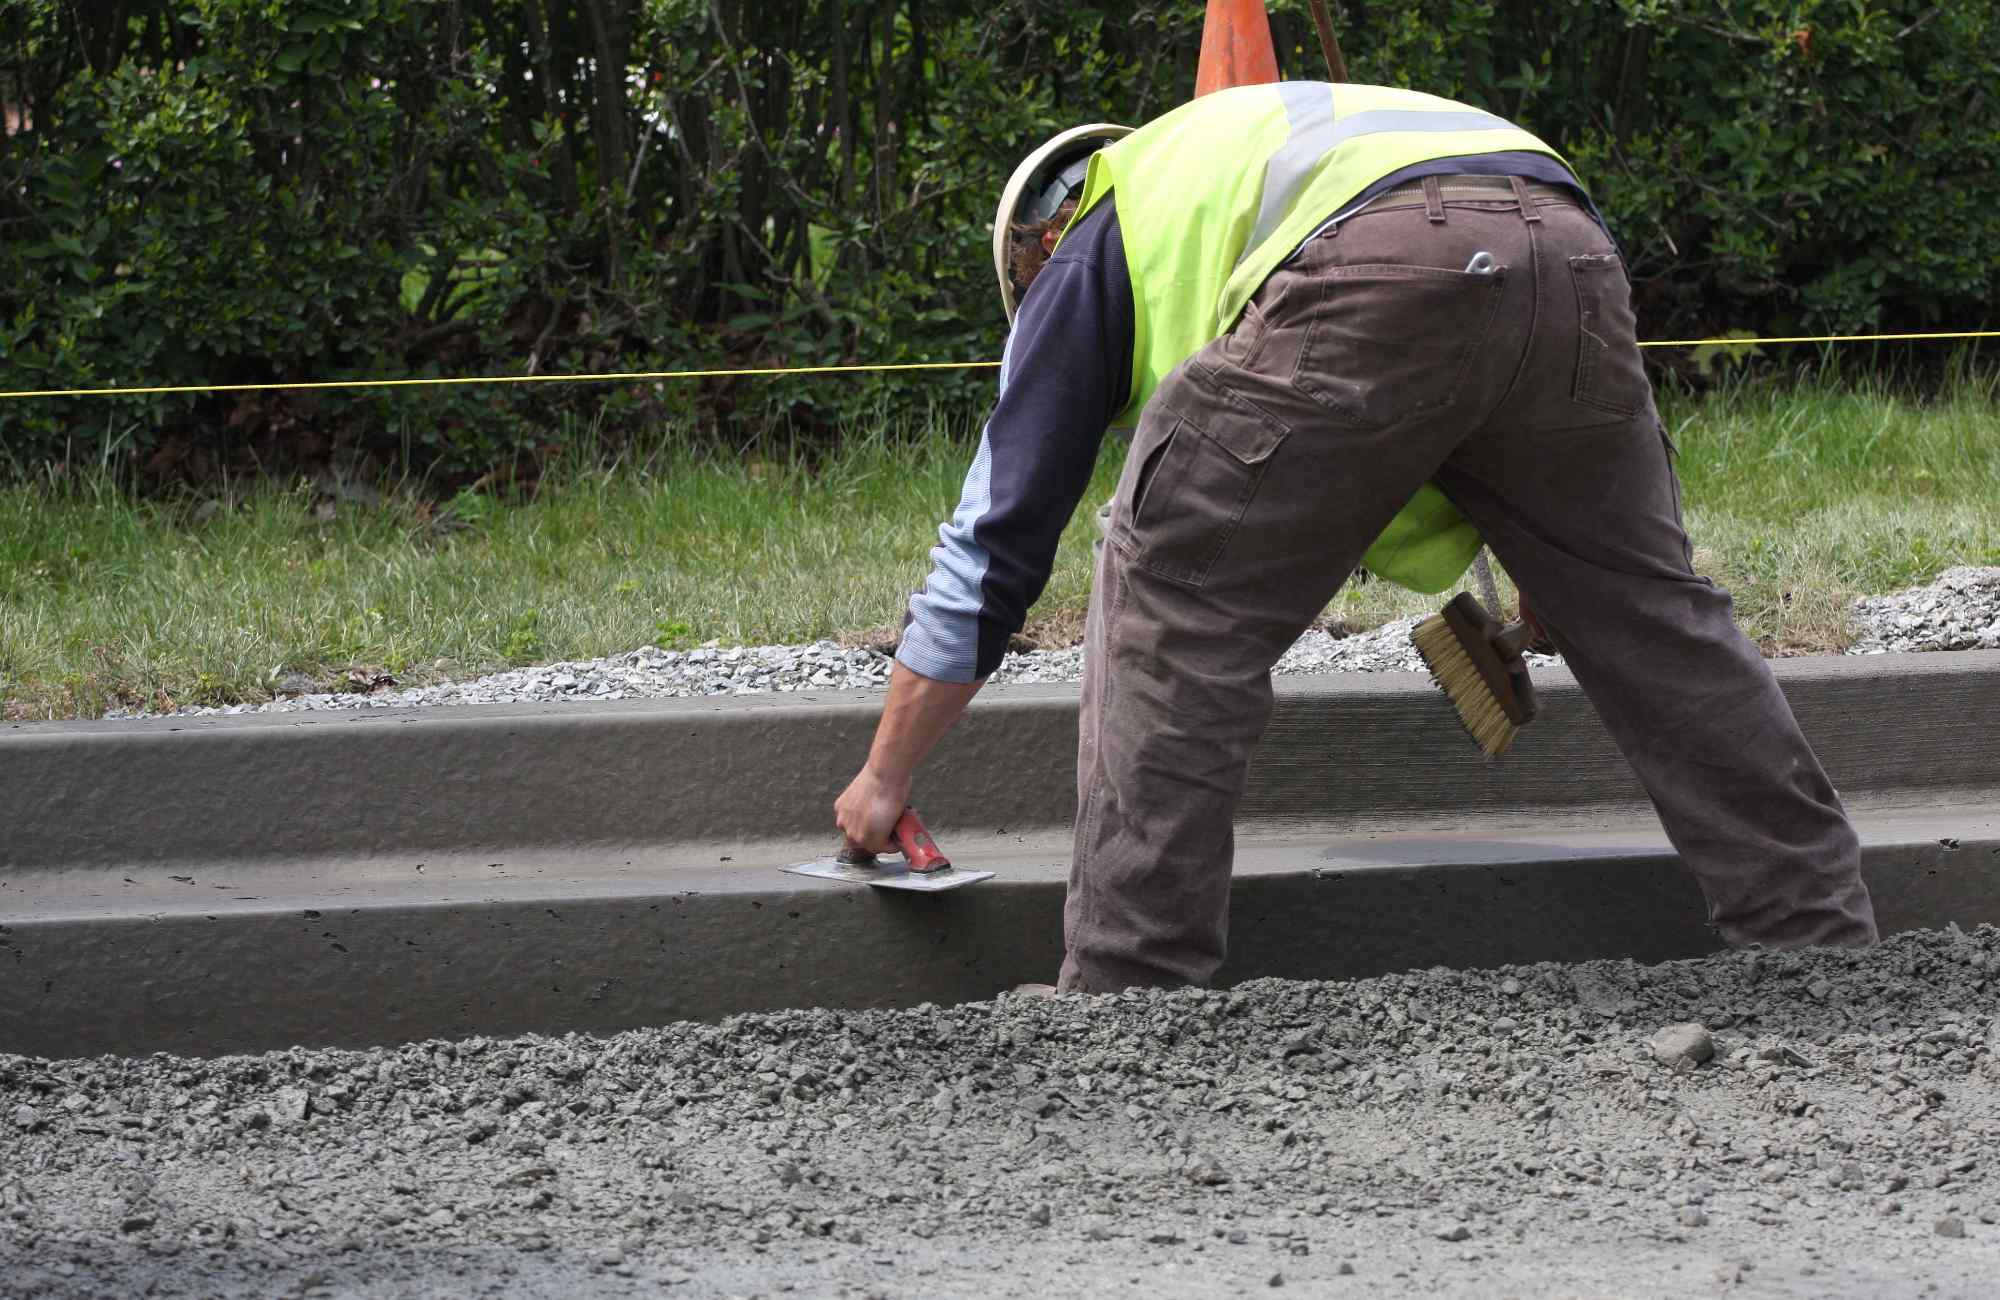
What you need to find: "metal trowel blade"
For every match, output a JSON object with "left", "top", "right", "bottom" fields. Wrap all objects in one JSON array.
[{"left": 782, "top": 854, "right": 994, "bottom": 892}]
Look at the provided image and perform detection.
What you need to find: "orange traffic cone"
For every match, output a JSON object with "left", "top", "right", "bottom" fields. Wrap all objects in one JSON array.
[{"left": 1194, "top": 0, "right": 1280, "bottom": 97}]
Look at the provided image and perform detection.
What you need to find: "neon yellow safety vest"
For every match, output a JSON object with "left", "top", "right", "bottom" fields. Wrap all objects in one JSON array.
[{"left": 1070, "top": 82, "right": 1575, "bottom": 593}]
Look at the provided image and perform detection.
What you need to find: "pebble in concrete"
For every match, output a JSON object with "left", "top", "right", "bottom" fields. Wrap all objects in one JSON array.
[{"left": 1649, "top": 1023, "right": 1716, "bottom": 1068}]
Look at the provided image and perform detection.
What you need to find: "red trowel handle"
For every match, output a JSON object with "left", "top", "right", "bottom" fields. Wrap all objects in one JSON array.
[
  {"left": 893, "top": 808, "right": 952, "bottom": 874},
  {"left": 836, "top": 807, "right": 953, "bottom": 874}
]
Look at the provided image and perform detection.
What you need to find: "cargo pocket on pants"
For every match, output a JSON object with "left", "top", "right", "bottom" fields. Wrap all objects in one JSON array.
[
  {"left": 1110, "top": 387, "right": 1290, "bottom": 589},
  {"left": 1658, "top": 417, "right": 1697, "bottom": 571}
]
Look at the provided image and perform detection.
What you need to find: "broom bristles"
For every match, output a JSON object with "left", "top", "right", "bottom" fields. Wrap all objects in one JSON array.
[{"left": 1413, "top": 612, "right": 1521, "bottom": 758}]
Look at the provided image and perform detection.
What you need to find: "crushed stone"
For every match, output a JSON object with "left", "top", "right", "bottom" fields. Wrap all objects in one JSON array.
[
  {"left": 1850, "top": 566, "right": 2000, "bottom": 655},
  {"left": 104, "top": 566, "right": 2000, "bottom": 720},
  {"left": 3, "top": 927, "right": 1998, "bottom": 1297},
  {"left": 93, "top": 619, "right": 1557, "bottom": 721}
]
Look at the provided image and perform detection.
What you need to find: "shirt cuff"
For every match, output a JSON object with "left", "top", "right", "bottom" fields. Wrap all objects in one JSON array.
[{"left": 893, "top": 622, "right": 982, "bottom": 684}]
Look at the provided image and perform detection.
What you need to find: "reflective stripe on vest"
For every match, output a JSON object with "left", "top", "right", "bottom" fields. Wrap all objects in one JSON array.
[{"left": 1241, "top": 88, "right": 1519, "bottom": 264}]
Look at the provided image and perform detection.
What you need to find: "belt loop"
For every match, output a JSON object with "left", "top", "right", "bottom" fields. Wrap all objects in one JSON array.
[
  {"left": 1422, "top": 175, "right": 1446, "bottom": 224},
  {"left": 1509, "top": 175, "right": 1542, "bottom": 223}
]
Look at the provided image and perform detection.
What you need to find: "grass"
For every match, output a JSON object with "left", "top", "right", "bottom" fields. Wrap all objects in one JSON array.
[
  {"left": 3, "top": 375, "right": 1997, "bottom": 720},
  {"left": 0, "top": 425, "right": 1125, "bottom": 719},
  {"left": 1663, "top": 374, "right": 2000, "bottom": 652}
]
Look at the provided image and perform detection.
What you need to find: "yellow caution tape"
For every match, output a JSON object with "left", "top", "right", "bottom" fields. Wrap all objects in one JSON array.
[
  {"left": 0, "top": 359, "right": 1001, "bottom": 401},
  {"left": 1, "top": 330, "right": 1994, "bottom": 401},
  {"left": 1638, "top": 329, "right": 2000, "bottom": 349}
]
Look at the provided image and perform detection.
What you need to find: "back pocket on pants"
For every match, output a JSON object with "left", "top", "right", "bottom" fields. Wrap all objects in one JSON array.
[{"left": 1295, "top": 263, "right": 1506, "bottom": 429}]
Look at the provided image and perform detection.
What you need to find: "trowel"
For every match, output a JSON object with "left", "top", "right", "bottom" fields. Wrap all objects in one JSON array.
[{"left": 782, "top": 808, "right": 993, "bottom": 892}]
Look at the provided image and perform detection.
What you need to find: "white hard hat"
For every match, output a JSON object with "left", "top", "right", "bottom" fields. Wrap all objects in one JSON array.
[{"left": 993, "top": 122, "right": 1132, "bottom": 322}]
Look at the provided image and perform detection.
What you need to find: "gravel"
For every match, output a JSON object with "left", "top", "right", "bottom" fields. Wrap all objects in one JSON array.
[
  {"left": 4, "top": 927, "right": 1999, "bottom": 1297},
  {"left": 1850, "top": 566, "right": 2000, "bottom": 655},
  {"left": 100, "top": 617, "right": 1486, "bottom": 719},
  {"left": 104, "top": 567, "right": 2000, "bottom": 721}
]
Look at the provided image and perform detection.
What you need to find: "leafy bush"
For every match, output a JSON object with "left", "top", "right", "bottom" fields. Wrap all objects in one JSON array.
[{"left": 1, "top": 0, "right": 1995, "bottom": 485}]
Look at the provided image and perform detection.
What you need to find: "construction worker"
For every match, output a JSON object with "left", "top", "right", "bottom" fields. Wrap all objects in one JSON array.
[{"left": 835, "top": 82, "right": 1878, "bottom": 993}]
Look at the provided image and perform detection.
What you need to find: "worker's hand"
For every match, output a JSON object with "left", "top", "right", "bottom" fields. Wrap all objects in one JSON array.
[
  {"left": 836, "top": 660, "right": 981, "bottom": 853},
  {"left": 834, "top": 764, "right": 912, "bottom": 855}
]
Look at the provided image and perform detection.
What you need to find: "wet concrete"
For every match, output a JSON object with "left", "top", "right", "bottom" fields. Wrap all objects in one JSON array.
[
  {"left": 4, "top": 808, "right": 1997, "bottom": 1058},
  {"left": 5, "top": 928, "right": 1998, "bottom": 1298}
]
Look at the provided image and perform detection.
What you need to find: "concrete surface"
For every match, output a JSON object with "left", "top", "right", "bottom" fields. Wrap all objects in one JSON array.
[
  {"left": 7, "top": 652, "right": 1997, "bottom": 867},
  {"left": 3, "top": 809, "right": 1998, "bottom": 1059},
  {"left": 3, "top": 653, "right": 1998, "bottom": 1058}
]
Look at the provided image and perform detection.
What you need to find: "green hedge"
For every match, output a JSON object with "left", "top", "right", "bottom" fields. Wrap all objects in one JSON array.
[{"left": 1, "top": 0, "right": 1995, "bottom": 482}]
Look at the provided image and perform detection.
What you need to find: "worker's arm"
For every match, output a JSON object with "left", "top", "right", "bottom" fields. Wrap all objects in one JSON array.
[
  {"left": 834, "top": 663, "right": 984, "bottom": 852},
  {"left": 893, "top": 200, "right": 1132, "bottom": 685},
  {"left": 834, "top": 201, "right": 1133, "bottom": 848}
]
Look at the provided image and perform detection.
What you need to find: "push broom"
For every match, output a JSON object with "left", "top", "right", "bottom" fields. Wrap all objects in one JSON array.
[{"left": 1411, "top": 589, "right": 1548, "bottom": 758}]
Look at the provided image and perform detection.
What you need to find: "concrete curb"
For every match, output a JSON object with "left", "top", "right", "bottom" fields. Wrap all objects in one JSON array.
[
  {"left": 4, "top": 812, "right": 1996, "bottom": 1059},
  {"left": 4, "top": 651, "right": 1998, "bottom": 1057},
  {"left": 7, "top": 651, "right": 1997, "bottom": 867}
]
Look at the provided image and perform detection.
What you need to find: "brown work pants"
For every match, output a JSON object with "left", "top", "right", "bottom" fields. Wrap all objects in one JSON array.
[{"left": 1059, "top": 177, "right": 1877, "bottom": 994}]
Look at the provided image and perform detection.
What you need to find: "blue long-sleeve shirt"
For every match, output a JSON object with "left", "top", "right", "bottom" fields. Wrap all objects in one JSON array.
[
  {"left": 894, "top": 199, "right": 1134, "bottom": 684},
  {"left": 898, "top": 152, "right": 1594, "bottom": 683}
]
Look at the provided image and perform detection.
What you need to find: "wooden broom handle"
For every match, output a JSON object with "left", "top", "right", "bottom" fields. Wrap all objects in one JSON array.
[{"left": 1307, "top": 0, "right": 1349, "bottom": 83}]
